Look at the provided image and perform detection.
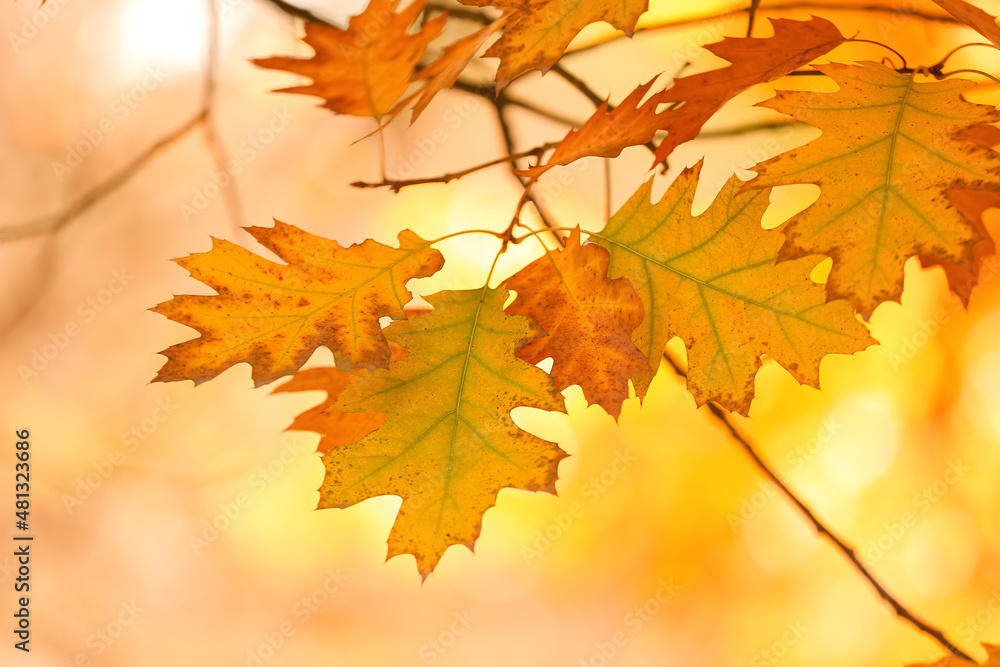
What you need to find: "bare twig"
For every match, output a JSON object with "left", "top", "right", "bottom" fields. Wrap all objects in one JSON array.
[
  {"left": 551, "top": 62, "right": 606, "bottom": 107},
  {"left": 494, "top": 99, "right": 564, "bottom": 247},
  {"left": 705, "top": 402, "right": 975, "bottom": 662},
  {"left": 351, "top": 142, "right": 560, "bottom": 191},
  {"left": 204, "top": 0, "right": 246, "bottom": 234},
  {"left": 264, "top": 0, "right": 338, "bottom": 27},
  {"left": 567, "top": 2, "right": 961, "bottom": 56},
  {"left": 0, "top": 0, "right": 245, "bottom": 242},
  {"left": 0, "top": 112, "right": 207, "bottom": 242},
  {"left": 747, "top": 0, "right": 762, "bottom": 36}
]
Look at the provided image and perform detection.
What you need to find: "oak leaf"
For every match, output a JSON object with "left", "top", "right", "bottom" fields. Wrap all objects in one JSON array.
[
  {"left": 251, "top": 0, "right": 446, "bottom": 121},
  {"left": 505, "top": 228, "right": 649, "bottom": 419},
  {"left": 930, "top": 0, "right": 1000, "bottom": 48},
  {"left": 920, "top": 126, "right": 1000, "bottom": 304},
  {"left": 517, "top": 16, "right": 845, "bottom": 178},
  {"left": 748, "top": 62, "right": 1000, "bottom": 315},
  {"left": 153, "top": 222, "right": 444, "bottom": 386},
  {"left": 272, "top": 343, "right": 405, "bottom": 453},
  {"left": 594, "top": 162, "right": 872, "bottom": 414},
  {"left": 460, "top": 0, "right": 647, "bottom": 89},
  {"left": 908, "top": 644, "right": 1000, "bottom": 667},
  {"left": 393, "top": 17, "right": 505, "bottom": 123},
  {"left": 318, "top": 287, "right": 567, "bottom": 576}
]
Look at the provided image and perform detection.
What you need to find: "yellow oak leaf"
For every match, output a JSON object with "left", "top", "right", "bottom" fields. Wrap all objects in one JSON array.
[
  {"left": 252, "top": 0, "right": 446, "bottom": 120},
  {"left": 748, "top": 62, "right": 1000, "bottom": 315},
  {"left": 461, "top": 0, "right": 647, "bottom": 89},
  {"left": 593, "top": 162, "right": 873, "bottom": 413},
  {"left": 152, "top": 222, "right": 444, "bottom": 386},
  {"left": 505, "top": 227, "right": 649, "bottom": 419},
  {"left": 319, "top": 287, "right": 567, "bottom": 576}
]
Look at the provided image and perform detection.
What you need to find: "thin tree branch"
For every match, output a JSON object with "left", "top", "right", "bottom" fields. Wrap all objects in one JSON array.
[
  {"left": 705, "top": 401, "right": 975, "bottom": 663},
  {"left": 747, "top": 0, "right": 762, "bottom": 37},
  {"left": 0, "top": 0, "right": 243, "bottom": 242},
  {"left": 551, "top": 62, "right": 606, "bottom": 107},
  {"left": 351, "top": 142, "right": 560, "bottom": 191},
  {"left": 567, "top": 2, "right": 961, "bottom": 57},
  {"left": 494, "top": 98, "right": 564, "bottom": 247},
  {"left": 424, "top": 1, "right": 495, "bottom": 24},
  {"left": 0, "top": 112, "right": 207, "bottom": 242},
  {"left": 451, "top": 78, "right": 583, "bottom": 126},
  {"left": 204, "top": 0, "right": 246, "bottom": 234},
  {"left": 263, "top": 0, "right": 338, "bottom": 27}
]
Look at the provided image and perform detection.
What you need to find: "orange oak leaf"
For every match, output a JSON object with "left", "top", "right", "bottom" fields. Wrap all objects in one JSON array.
[
  {"left": 517, "top": 16, "right": 845, "bottom": 178},
  {"left": 460, "top": 0, "right": 647, "bottom": 89},
  {"left": 392, "top": 17, "right": 505, "bottom": 123},
  {"left": 505, "top": 227, "right": 649, "bottom": 418},
  {"left": 908, "top": 644, "right": 1000, "bottom": 667},
  {"left": 919, "top": 125, "right": 1000, "bottom": 304},
  {"left": 319, "top": 287, "right": 567, "bottom": 576},
  {"left": 152, "top": 222, "right": 444, "bottom": 387},
  {"left": 931, "top": 0, "right": 1000, "bottom": 47},
  {"left": 272, "top": 342, "right": 405, "bottom": 453},
  {"left": 251, "top": 0, "right": 446, "bottom": 121},
  {"left": 594, "top": 162, "right": 872, "bottom": 413},
  {"left": 748, "top": 62, "right": 1000, "bottom": 315}
]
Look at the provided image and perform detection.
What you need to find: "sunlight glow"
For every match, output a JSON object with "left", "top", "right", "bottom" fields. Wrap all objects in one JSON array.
[
  {"left": 819, "top": 394, "right": 899, "bottom": 492},
  {"left": 116, "top": 0, "right": 207, "bottom": 75}
]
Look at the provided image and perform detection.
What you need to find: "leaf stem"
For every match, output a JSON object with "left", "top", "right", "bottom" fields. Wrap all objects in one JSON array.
[{"left": 704, "top": 401, "right": 975, "bottom": 663}]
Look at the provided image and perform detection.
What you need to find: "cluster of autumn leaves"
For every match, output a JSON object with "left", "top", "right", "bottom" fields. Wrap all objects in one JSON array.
[{"left": 153, "top": 0, "right": 1000, "bottom": 576}]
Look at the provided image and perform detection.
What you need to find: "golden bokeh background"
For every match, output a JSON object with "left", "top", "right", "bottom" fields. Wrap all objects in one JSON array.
[{"left": 1, "top": 0, "right": 1000, "bottom": 665}]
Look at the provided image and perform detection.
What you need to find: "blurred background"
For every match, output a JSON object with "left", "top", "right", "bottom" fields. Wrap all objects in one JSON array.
[{"left": 1, "top": 0, "right": 1000, "bottom": 665}]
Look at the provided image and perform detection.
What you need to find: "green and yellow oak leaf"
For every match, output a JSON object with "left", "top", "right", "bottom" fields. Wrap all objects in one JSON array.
[
  {"left": 594, "top": 161, "right": 873, "bottom": 414},
  {"left": 315, "top": 287, "right": 567, "bottom": 576},
  {"left": 252, "top": 0, "right": 446, "bottom": 121},
  {"left": 460, "top": 0, "right": 647, "bottom": 89},
  {"left": 909, "top": 644, "right": 1000, "bottom": 667},
  {"left": 517, "top": 16, "right": 845, "bottom": 178},
  {"left": 152, "top": 222, "right": 443, "bottom": 386},
  {"left": 747, "top": 62, "right": 1000, "bottom": 315},
  {"left": 506, "top": 228, "right": 649, "bottom": 419}
]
